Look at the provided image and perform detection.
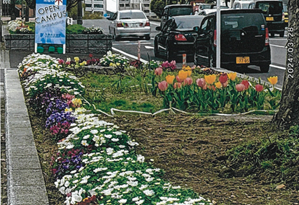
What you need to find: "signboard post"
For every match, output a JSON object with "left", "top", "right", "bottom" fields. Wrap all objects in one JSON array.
[{"left": 35, "top": 0, "right": 67, "bottom": 53}]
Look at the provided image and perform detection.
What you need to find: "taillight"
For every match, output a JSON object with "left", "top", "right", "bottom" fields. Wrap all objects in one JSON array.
[
  {"left": 265, "top": 27, "right": 269, "bottom": 46},
  {"left": 282, "top": 13, "right": 285, "bottom": 20},
  {"left": 145, "top": 21, "right": 150, "bottom": 26},
  {"left": 213, "top": 30, "right": 217, "bottom": 47},
  {"left": 175, "top": 34, "right": 187, "bottom": 41},
  {"left": 117, "top": 22, "right": 123, "bottom": 27}
]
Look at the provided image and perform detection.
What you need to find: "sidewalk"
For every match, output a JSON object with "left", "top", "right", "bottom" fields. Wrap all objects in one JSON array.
[{"left": 1, "top": 48, "right": 49, "bottom": 204}]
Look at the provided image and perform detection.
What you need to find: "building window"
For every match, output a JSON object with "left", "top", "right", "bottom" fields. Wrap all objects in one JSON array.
[
  {"left": 86, "top": 4, "right": 92, "bottom": 7},
  {"left": 126, "top": 4, "right": 129, "bottom": 7},
  {"left": 94, "top": 4, "right": 103, "bottom": 8}
]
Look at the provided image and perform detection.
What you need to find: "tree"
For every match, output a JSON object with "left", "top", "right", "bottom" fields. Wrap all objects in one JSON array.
[
  {"left": 150, "top": 0, "right": 165, "bottom": 18},
  {"left": 272, "top": 0, "right": 299, "bottom": 129}
]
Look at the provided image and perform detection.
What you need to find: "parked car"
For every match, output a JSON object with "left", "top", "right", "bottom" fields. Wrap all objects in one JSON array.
[
  {"left": 154, "top": 15, "right": 205, "bottom": 61},
  {"left": 232, "top": 1, "right": 255, "bottom": 9},
  {"left": 160, "top": 4, "right": 194, "bottom": 28},
  {"left": 193, "top": 9, "right": 271, "bottom": 72},
  {"left": 108, "top": 10, "right": 151, "bottom": 41},
  {"left": 248, "top": 0, "right": 285, "bottom": 37}
]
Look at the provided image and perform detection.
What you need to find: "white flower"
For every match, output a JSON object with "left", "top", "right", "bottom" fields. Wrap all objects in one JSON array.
[
  {"left": 81, "top": 140, "right": 89, "bottom": 146},
  {"left": 83, "top": 135, "right": 90, "bottom": 139},
  {"left": 104, "top": 134, "right": 112, "bottom": 138},
  {"left": 90, "top": 129, "right": 98, "bottom": 134},
  {"left": 118, "top": 199, "right": 127, "bottom": 204},
  {"left": 143, "top": 189, "right": 155, "bottom": 196},
  {"left": 136, "top": 199, "right": 145, "bottom": 204},
  {"left": 59, "top": 186, "right": 65, "bottom": 194},
  {"left": 137, "top": 155, "right": 145, "bottom": 163},
  {"left": 111, "top": 138, "right": 119, "bottom": 142}
]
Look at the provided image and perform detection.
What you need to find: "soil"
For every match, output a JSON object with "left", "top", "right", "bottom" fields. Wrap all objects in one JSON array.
[{"left": 27, "top": 103, "right": 299, "bottom": 205}]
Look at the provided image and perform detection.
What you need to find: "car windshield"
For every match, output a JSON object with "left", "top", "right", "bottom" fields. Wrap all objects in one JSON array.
[
  {"left": 174, "top": 18, "right": 203, "bottom": 29},
  {"left": 241, "top": 3, "right": 250, "bottom": 8},
  {"left": 256, "top": 2, "right": 282, "bottom": 14},
  {"left": 169, "top": 7, "right": 193, "bottom": 16},
  {"left": 200, "top": 4, "right": 212, "bottom": 9},
  {"left": 222, "top": 13, "right": 264, "bottom": 31},
  {"left": 119, "top": 11, "right": 146, "bottom": 19}
]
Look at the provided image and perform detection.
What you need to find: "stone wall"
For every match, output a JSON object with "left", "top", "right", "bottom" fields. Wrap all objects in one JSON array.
[{"left": 4, "top": 34, "right": 113, "bottom": 54}]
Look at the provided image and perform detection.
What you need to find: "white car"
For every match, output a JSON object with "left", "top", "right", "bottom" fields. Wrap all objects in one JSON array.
[{"left": 108, "top": 10, "right": 151, "bottom": 41}]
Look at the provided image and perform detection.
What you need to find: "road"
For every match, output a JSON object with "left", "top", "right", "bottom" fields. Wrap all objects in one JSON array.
[{"left": 61, "top": 19, "right": 289, "bottom": 88}]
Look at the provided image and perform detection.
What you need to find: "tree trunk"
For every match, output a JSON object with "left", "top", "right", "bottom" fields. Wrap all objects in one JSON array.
[{"left": 272, "top": 0, "right": 299, "bottom": 129}]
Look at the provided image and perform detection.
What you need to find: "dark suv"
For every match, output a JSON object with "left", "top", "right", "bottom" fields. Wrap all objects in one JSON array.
[
  {"left": 160, "top": 4, "right": 193, "bottom": 28},
  {"left": 193, "top": 9, "right": 271, "bottom": 72},
  {"left": 249, "top": 0, "right": 285, "bottom": 37}
]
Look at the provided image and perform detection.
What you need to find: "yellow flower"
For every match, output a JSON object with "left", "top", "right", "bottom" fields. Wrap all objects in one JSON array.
[
  {"left": 268, "top": 76, "right": 278, "bottom": 85},
  {"left": 183, "top": 65, "right": 192, "bottom": 70},
  {"left": 215, "top": 81, "right": 222, "bottom": 89},
  {"left": 166, "top": 75, "right": 175, "bottom": 84},
  {"left": 74, "top": 57, "right": 79, "bottom": 62},
  {"left": 116, "top": 62, "right": 120, "bottom": 66},
  {"left": 72, "top": 98, "right": 82, "bottom": 107},
  {"left": 65, "top": 108, "right": 72, "bottom": 112},
  {"left": 178, "top": 70, "right": 188, "bottom": 81},
  {"left": 79, "top": 61, "right": 86, "bottom": 66},
  {"left": 204, "top": 74, "right": 216, "bottom": 84},
  {"left": 227, "top": 72, "right": 237, "bottom": 81},
  {"left": 109, "top": 63, "right": 115, "bottom": 67}
]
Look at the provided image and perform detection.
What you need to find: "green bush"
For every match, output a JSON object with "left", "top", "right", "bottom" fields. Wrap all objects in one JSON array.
[
  {"left": 83, "top": 12, "right": 104, "bottom": 19},
  {"left": 66, "top": 24, "right": 86, "bottom": 34}
]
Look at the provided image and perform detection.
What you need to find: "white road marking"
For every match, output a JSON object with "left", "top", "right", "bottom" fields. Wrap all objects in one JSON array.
[
  {"left": 112, "top": 47, "right": 148, "bottom": 64},
  {"left": 145, "top": 46, "right": 154, "bottom": 49},
  {"left": 270, "top": 64, "right": 286, "bottom": 70}
]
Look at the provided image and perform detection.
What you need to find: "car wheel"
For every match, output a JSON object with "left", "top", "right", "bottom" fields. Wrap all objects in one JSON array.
[
  {"left": 279, "top": 32, "right": 284, "bottom": 37},
  {"left": 145, "top": 35, "right": 150, "bottom": 40},
  {"left": 154, "top": 39, "right": 160, "bottom": 57},
  {"left": 260, "top": 63, "right": 270, "bottom": 73},
  {"left": 114, "top": 30, "right": 120, "bottom": 41}
]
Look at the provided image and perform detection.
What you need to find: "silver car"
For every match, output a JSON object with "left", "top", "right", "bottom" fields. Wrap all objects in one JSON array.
[{"left": 108, "top": 10, "right": 151, "bottom": 41}]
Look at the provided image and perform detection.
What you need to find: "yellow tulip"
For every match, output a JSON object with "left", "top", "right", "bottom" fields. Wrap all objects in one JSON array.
[
  {"left": 166, "top": 75, "right": 175, "bottom": 84},
  {"left": 215, "top": 81, "right": 222, "bottom": 89},
  {"left": 267, "top": 76, "right": 278, "bottom": 85},
  {"left": 178, "top": 70, "right": 188, "bottom": 81},
  {"left": 74, "top": 57, "right": 80, "bottom": 62},
  {"left": 227, "top": 72, "right": 237, "bottom": 81},
  {"left": 204, "top": 74, "right": 216, "bottom": 84}
]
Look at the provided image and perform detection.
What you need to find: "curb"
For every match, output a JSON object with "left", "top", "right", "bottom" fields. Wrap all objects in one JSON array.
[{"left": 3, "top": 51, "right": 49, "bottom": 204}]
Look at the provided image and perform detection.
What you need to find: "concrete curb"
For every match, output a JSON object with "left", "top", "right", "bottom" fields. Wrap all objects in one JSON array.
[{"left": 3, "top": 53, "right": 49, "bottom": 204}]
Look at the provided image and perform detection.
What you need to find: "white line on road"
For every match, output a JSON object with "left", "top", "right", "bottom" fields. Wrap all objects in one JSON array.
[
  {"left": 270, "top": 64, "right": 286, "bottom": 70},
  {"left": 145, "top": 46, "right": 154, "bottom": 49},
  {"left": 270, "top": 44, "right": 286, "bottom": 48},
  {"left": 150, "top": 21, "right": 160, "bottom": 26},
  {"left": 112, "top": 47, "right": 148, "bottom": 64}
]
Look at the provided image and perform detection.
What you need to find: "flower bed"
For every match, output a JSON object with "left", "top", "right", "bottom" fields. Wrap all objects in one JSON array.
[{"left": 18, "top": 53, "right": 212, "bottom": 205}]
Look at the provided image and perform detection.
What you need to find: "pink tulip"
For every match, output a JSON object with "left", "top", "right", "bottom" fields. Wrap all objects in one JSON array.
[
  {"left": 236, "top": 83, "right": 246, "bottom": 92},
  {"left": 173, "top": 82, "right": 182, "bottom": 89},
  {"left": 184, "top": 77, "right": 193, "bottom": 85},
  {"left": 255, "top": 84, "right": 264, "bottom": 92},
  {"left": 58, "top": 59, "right": 64, "bottom": 64},
  {"left": 196, "top": 78, "right": 206, "bottom": 88},
  {"left": 176, "top": 75, "right": 184, "bottom": 83},
  {"left": 158, "top": 81, "right": 168, "bottom": 91},
  {"left": 154, "top": 67, "right": 163, "bottom": 76}
]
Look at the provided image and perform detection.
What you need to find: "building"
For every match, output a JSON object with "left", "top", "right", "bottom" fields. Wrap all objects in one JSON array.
[{"left": 85, "top": 0, "right": 104, "bottom": 13}]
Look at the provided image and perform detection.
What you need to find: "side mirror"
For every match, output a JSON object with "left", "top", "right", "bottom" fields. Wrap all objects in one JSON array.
[
  {"left": 193, "top": 26, "right": 200, "bottom": 33},
  {"left": 156, "top": 26, "right": 161, "bottom": 31}
]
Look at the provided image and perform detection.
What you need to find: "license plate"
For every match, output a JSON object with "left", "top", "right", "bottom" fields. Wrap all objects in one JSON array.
[
  {"left": 285, "top": 20, "right": 288, "bottom": 22},
  {"left": 130, "top": 23, "right": 140, "bottom": 28},
  {"left": 266, "top": 17, "right": 274, "bottom": 21},
  {"left": 236, "top": 56, "right": 250, "bottom": 64}
]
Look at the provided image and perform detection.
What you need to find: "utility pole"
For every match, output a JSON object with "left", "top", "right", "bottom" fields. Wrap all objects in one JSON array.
[
  {"left": 11, "top": 0, "right": 16, "bottom": 20},
  {"left": 77, "top": 0, "right": 83, "bottom": 25},
  {"left": 0, "top": 0, "right": 3, "bottom": 42}
]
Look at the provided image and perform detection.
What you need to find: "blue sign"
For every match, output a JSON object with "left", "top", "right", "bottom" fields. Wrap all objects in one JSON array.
[{"left": 35, "top": 0, "right": 67, "bottom": 45}]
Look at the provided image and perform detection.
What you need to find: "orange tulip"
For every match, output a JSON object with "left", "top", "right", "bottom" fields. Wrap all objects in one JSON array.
[
  {"left": 166, "top": 75, "right": 175, "bottom": 84},
  {"left": 204, "top": 74, "right": 216, "bottom": 84},
  {"left": 227, "top": 72, "right": 237, "bottom": 81},
  {"left": 267, "top": 76, "right": 278, "bottom": 85},
  {"left": 178, "top": 70, "right": 188, "bottom": 81},
  {"left": 215, "top": 81, "right": 222, "bottom": 89}
]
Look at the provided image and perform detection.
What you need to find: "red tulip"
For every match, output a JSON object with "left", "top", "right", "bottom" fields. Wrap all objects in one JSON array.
[
  {"left": 58, "top": 59, "right": 64, "bottom": 64},
  {"left": 241, "top": 80, "right": 250, "bottom": 90},
  {"left": 184, "top": 77, "right": 193, "bottom": 85},
  {"left": 219, "top": 73, "right": 228, "bottom": 84},
  {"left": 155, "top": 67, "right": 163, "bottom": 76},
  {"left": 158, "top": 81, "right": 168, "bottom": 91},
  {"left": 255, "top": 84, "right": 264, "bottom": 92},
  {"left": 236, "top": 83, "right": 245, "bottom": 92}
]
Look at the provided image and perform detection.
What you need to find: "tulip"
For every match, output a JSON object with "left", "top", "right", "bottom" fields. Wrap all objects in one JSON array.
[
  {"left": 176, "top": 75, "right": 184, "bottom": 83},
  {"left": 219, "top": 73, "right": 228, "bottom": 84},
  {"left": 74, "top": 57, "right": 80, "bottom": 62},
  {"left": 241, "top": 80, "right": 250, "bottom": 90},
  {"left": 236, "top": 83, "right": 245, "bottom": 92},
  {"left": 166, "top": 75, "right": 175, "bottom": 84},
  {"left": 222, "top": 80, "right": 228, "bottom": 88},
  {"left": 89, "top": 54, "right": 93, "bottom": 58},
  {"left": 173, "top": 82, "right": 182, "bottom": 89},
  {"left": 184, "top": 77, "right": 193, "bottom": 85},
  {"left": 204, "top": 74, "right": 216, "bottom": 84},
  {"left": 215, "top": 81, "right": 222, "bottom": 89},
  {"left": 178, "top": 70, "right": 188, "bottom": 81},
  {"left": 267, "top": 76, "right": 278, "bottom": 85},
  {"left": 227, "top": 72, "right": 237, "bottom": 81},
  {"left": 158, "top": 81, "right": 168, "bottom": 91},
  {"left": 58, "top": 59, "right": 64, "bottom": 64},
  {"left": 255, "top": 84, "right": 264, "bottom": 92},
  {"left": 196, "top": 78, "right": 206, "bottom": 88},
  {"left": 154, "top": 67, "right": 163, "bottom": 76}
]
